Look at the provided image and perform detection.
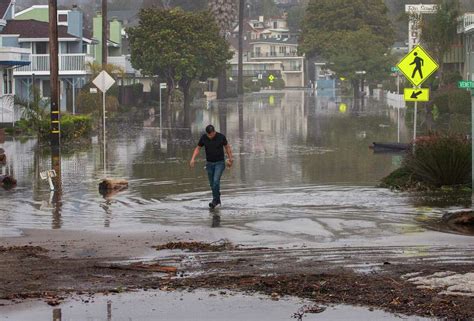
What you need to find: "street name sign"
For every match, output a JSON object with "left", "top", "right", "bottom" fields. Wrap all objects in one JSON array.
[
  {"left": 93, "top": 71, "right": 115, "bottom": 93},
  {"left": 397, "top": 45, "right": 439, "bottom": 87},
  {"left": 404, "top": 88, "right": 430, "bottom": 102},
  {"left": 458, "top": 80, "right": 474, "bottom": 89}
]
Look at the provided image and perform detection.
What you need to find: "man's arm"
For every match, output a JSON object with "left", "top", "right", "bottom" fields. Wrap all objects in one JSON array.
[
  {"left": 225, "top": 144, "right": 233, "bottom": 167},
  {"left": 189, "top": 146, "right": 201, "bottom": 168}
]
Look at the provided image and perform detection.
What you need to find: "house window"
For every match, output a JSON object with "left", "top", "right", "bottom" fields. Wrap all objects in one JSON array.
[
  {"left": 255, "top": 47, "right": 261, "bottom": 57},
  {"left": 42, "top": 80, "right": 51, "bottom": 98},
  {"left": 270, "top": 46, "right": 276, "bottom": 56},
  {"left": 279, "top": 46, "right": 286, "bottom": 54},
  {"left": 35, "top": 42, "right": 48, "bottom": 54},
  {"left": 58, "top": 14, "right": 67, "bottom": 22}
]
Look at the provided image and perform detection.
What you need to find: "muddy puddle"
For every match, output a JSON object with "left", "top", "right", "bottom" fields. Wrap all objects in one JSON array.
[{"left": 0, "top": 290, "right": 431, "bottom": 321}]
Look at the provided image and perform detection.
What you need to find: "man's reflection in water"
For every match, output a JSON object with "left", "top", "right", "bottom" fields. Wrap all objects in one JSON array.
[
  {"left": 211, "top": 212, "right": 221, "bottom": 228},
  {"left": 52, "top": 308, "right": 61, "bottom": 321}
]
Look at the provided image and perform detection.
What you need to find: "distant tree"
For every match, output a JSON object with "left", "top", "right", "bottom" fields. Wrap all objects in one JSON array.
[
  {"left": 300, "top": 0, "right": 394, "bottom": 96},
  {"left": 421, "top": 0, "right": 461, "bottom": 84},
  {"left": 142, "top": 0, "right": 207, "bottom": 11},
  {"left": 248, "top": 0, "right": 279, "bottom": 18},
  {"left": 208, "top": 0, "right": 237, "bottom": 99},
  {"left": 287, "top": 5, "right": 306, "bottom": 32},
  {"left": 128, "top": 8, "right": 232, "bottom": 113}
]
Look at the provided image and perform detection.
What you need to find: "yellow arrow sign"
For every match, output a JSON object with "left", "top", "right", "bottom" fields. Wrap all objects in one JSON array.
[
  {"left": 404, "top": 88, "right": 430, "bottom": 102},
  {"left": 397, "top": 45, "right": 439, "bottom": 87}
]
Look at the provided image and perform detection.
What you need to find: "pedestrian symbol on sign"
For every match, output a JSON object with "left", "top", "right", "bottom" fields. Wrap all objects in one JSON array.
[{"left": 410, "top": 52, "right": 424, "bottom": 80}]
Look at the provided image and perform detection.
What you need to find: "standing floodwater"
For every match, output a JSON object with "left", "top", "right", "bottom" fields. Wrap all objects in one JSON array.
[{"left": 0, "top": 90, "right": 468, "bottom": 245}]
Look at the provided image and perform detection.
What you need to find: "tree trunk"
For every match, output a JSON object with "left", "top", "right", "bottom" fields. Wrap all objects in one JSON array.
[
  {"left": 217, "top": 67, "right": 227, "bottom": 99},
  {"left": 182, "top": 81, "right": 192, "bottom": 127}
]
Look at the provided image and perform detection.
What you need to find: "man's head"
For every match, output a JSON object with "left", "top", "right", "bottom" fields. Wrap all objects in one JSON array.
[{"left": 205, "top": 125, "right": 216, "bottom": 139}]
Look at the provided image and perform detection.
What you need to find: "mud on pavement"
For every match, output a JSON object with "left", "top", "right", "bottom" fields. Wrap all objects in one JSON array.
[{"left": 0, "top": 242, "right": 473, "bottom": 319}]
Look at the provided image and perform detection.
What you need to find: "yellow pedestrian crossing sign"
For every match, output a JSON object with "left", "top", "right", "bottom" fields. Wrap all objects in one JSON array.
[
  {"left": 397, "top": 45, "right": 439, "bottom": 87},
  {"left": 268, "top": 74, "right": 276, "bottom": 83},
  {"left": 404, "top": 88, "right": 430, "bottom": 102}
]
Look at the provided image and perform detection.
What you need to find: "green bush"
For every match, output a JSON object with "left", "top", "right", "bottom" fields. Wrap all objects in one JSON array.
[
  {"left": 272, "top": 78, "right": 286, "bottom": 90},
  {"left": 404, "top": 134, "right": 471, "bottom": 187},
  {"left": 433, "top": 86, "right": 471, "bottom": 115},
  {"left": 39, "top": 114, "right": 92, "bottom": 141}
]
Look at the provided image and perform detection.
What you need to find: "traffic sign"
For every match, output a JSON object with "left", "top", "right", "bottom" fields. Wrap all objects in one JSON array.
[
  {"left": 404, "top": 88, "right": 430, "bottom": 102},
  {"left": 458, "top": 80, "right": 474, "bottom": 89},
  {"left": 93, "top": 70, "right": 115, "bottom": 93},
  {"left": 268, "top": 74, "right": 275, "bottom": 83},
  {"left": 160, "top": 83, "right": 167, "bottom": 89},
  {"left": 397, "top": 45, "right": 439, "bottom": 87}
]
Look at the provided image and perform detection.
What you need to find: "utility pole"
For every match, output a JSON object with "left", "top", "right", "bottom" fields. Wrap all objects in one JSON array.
[
  {"left": 237, "top": 0, "right": 244, "bottom": 95},
  {"left": 49, "top": 0, "right": 60, "bottom": 146},
  {"left": 102, "top": 0, "right": 107, "bottom": 66}
]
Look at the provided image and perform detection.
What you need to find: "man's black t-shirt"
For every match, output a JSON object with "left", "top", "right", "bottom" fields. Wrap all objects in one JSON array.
[{"left": 198, "top": 132, "right": 228, "bottom": 162}]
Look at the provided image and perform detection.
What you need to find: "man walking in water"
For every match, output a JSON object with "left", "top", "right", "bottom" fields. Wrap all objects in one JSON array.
[
  {"left": 410, "top": 52, "right": 424, "bottom": 80},
  {"left": 190, "top": 125, "right": 233, "bottom": 209}
]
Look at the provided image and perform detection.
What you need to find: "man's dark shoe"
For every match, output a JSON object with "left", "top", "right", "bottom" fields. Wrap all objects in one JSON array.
[{"left": 209, "top": 201, "right": 216, "bottom": 209}]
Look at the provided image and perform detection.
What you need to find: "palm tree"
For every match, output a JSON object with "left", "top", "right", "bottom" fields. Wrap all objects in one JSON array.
[{"left": 208, "top": 0, "right": 237, "bottom": 99}]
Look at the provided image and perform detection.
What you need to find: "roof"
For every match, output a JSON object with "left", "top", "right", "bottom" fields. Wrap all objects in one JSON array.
[
  {"left": 0, "top": 19, "right": 78, "bottom": 39},
  {"left": 250, "top": 36, "right": 298, "bottom": 45},
  {"left": 228, "top": 36, "right": 252, "bottom": 52},
  {"left": 0, "top": 0, "right": 10, "bottom": 19}
]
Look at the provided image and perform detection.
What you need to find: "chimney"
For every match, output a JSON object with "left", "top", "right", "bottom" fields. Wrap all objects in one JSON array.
[
  {"left": 67, "top": 5, "right": 83, "bottom": 39},
  {"left": 11, "top": 0, "right": 16, "bottom": 19}
]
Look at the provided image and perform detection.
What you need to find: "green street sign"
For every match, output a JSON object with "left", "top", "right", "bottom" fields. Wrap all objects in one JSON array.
[
  {"left": 391, "top": 67, "right": 399, "bottom": 72},
  {"left": 458, "top": 80, "right": 474, "bottom": 89}
]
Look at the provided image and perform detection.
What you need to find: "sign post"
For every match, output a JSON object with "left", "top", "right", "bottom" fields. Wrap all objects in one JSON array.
[
  {"left": 460, "top": 80, "right": 474, "bottom": 193},
  {"left": 397, "top": 45, "right": 439, "bottom": 142},
  {"left": 159, "top": 83, "right": 167, "bottom": 131},
  {"left": 93, "top": 71, "right": 115, "bottom": 174}
]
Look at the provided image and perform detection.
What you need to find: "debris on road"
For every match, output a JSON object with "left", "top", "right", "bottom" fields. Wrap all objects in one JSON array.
[{"left": 153, "top": 240, "right": 235, "bottom": 252}]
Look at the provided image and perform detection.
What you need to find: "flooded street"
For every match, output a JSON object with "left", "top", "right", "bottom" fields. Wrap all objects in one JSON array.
[
  {"left": 0, "top": 90, "right": 469, "bottom": 245},
  {"left": 1, "top": 91, "right": 473, "bottom": 320}
]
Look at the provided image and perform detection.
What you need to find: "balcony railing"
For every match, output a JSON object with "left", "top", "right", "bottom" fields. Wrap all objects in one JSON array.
[
  {"left": 0, "top": 47, "right": 31, "bottom": 64},
  {"left": 250, "top": 52, "right": 300, "bottom": 58},
  {"left": 108, "top": 55, "right": 136, "bottom": 74},
  {"left": 458, "top": 13, "right": 474, "bottom": 33},
  {"left": 14, "top": 54, "right": 93, "bottom": 74},
  {"left": 230, "top": 69, "right": 282, "bottom": 77}
]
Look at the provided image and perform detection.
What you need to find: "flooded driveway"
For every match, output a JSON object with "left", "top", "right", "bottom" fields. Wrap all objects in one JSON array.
[{"left": 0, "top": 90, "right": 471, "bottom": 247}]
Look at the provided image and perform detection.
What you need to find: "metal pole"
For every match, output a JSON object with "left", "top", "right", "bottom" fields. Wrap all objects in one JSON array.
[
  {"left": 397, "top": 107, "right": 400, "bottom": 143},
  {"left": 413, "top": 101, "right": 417, "bottom": 142},
  {"left": 159, "top": 86, "right": 162, "bottom": 130},
  {"left": 102, "top": 0, "right": 107, "bottom": 66},
  {"left": 49, "top": 0, "right": 60, "bottom": 146},
  {"left": 237, "top": 0, "right": 244, "bottom": 95},
  {"left": 471, "top": 91, "right": 473, "bottom": 197},
  {"left": 72, "top": 78, "right": 76, "bottom": 115},
  {"left": 103, "top": 88, "right": 106, "bottom": 175}
]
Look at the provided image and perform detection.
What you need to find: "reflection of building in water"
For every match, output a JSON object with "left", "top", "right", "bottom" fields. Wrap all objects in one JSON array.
[{"left": 190, "top": 91, "right": 308, "bottom": 184}]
